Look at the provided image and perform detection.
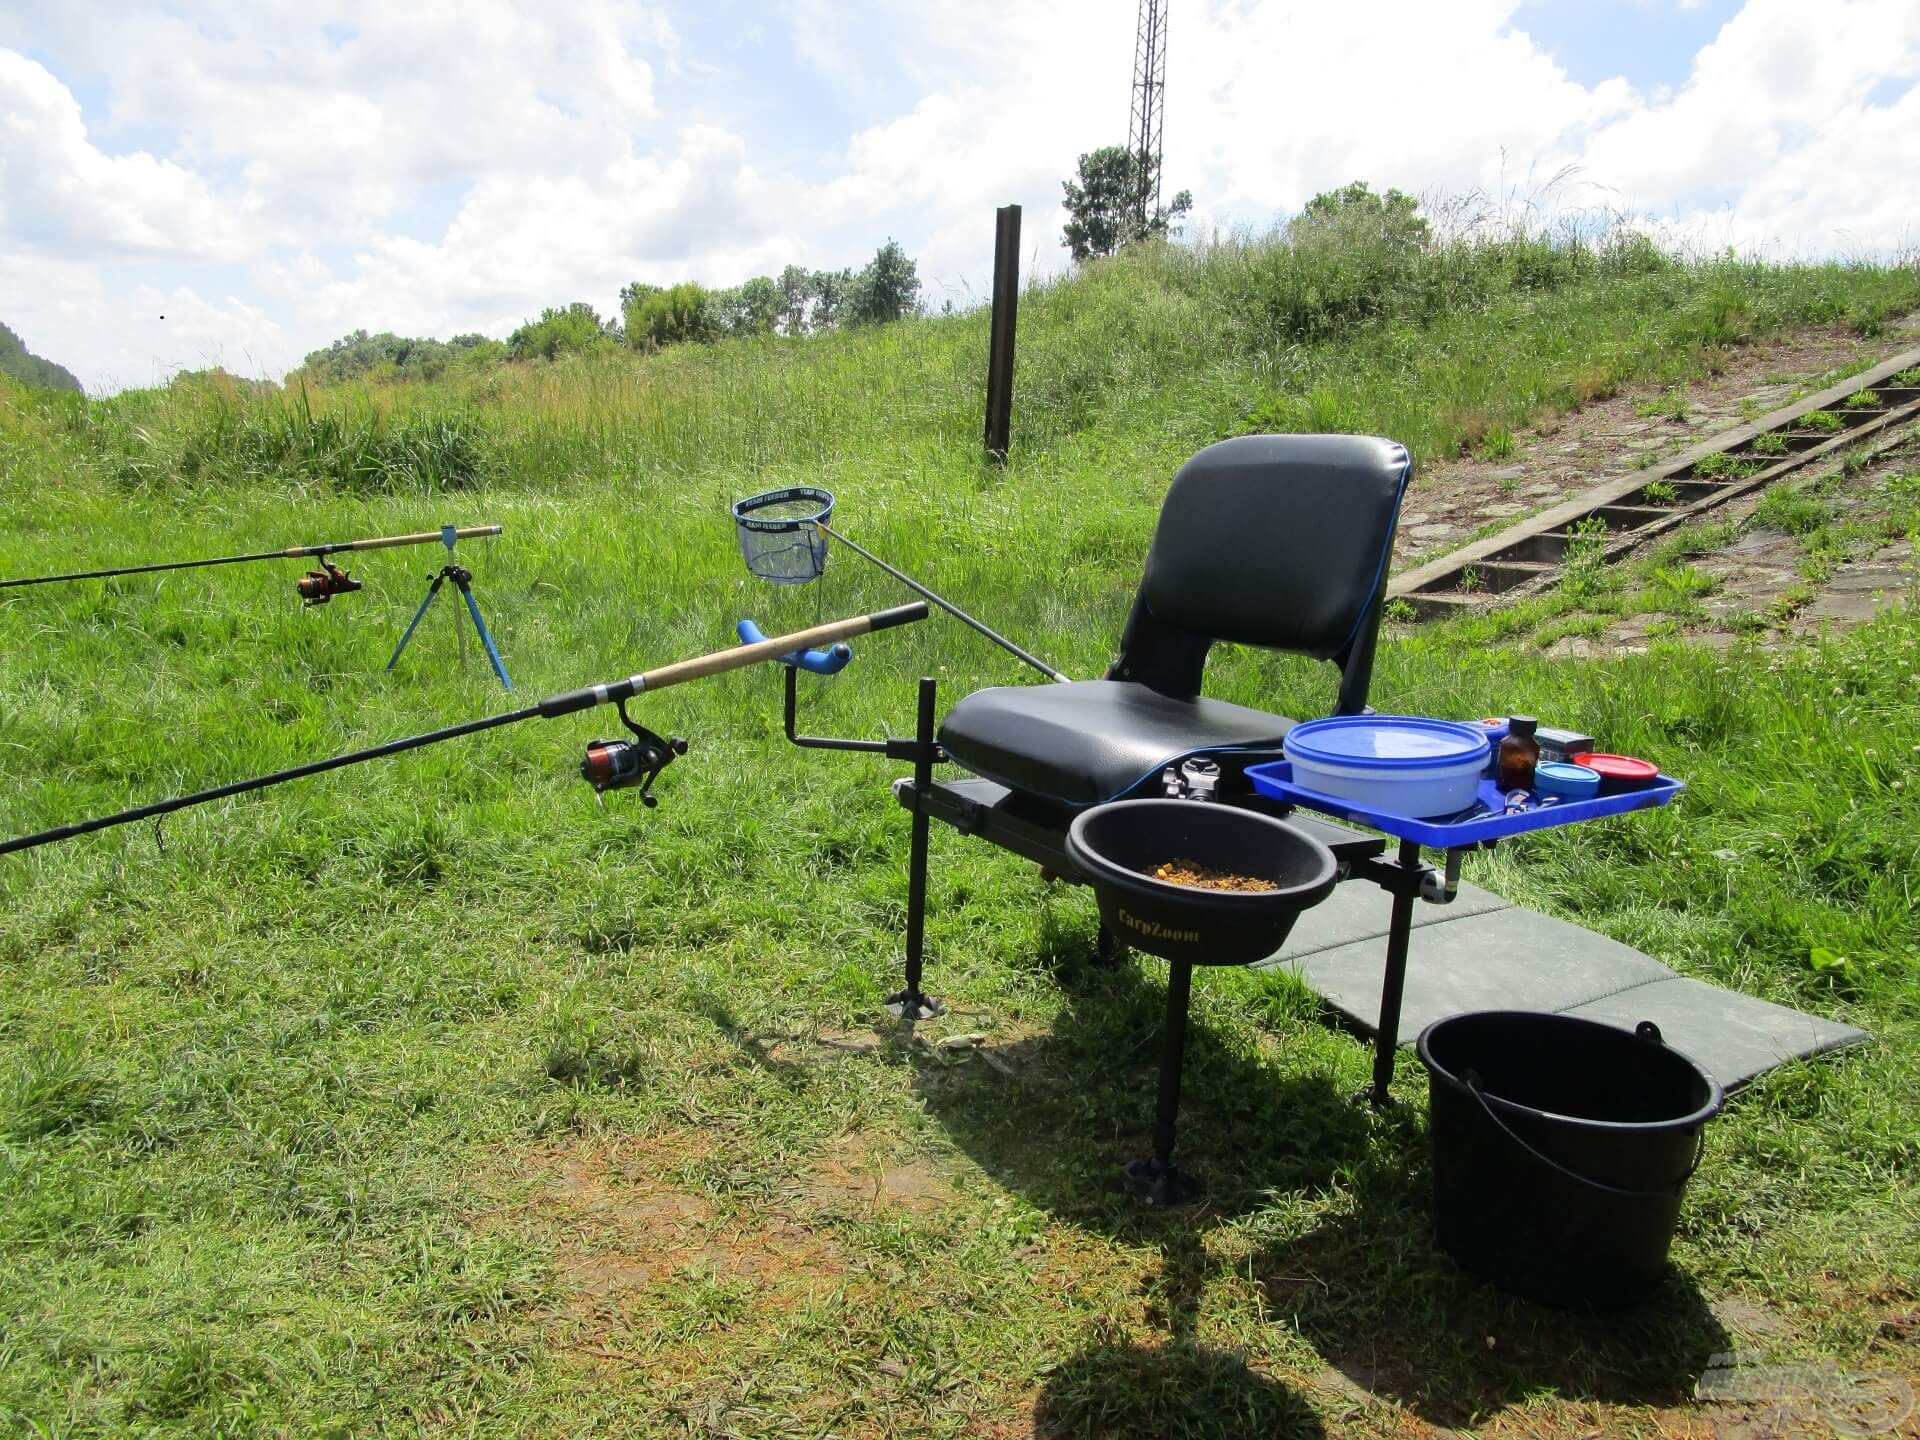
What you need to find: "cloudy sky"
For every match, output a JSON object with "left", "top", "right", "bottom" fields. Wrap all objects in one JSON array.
[{"left": 3, "top": 0, "right": 1917, "bottom": 392}]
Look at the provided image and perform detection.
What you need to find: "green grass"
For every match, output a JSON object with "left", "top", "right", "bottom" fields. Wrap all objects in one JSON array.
[
  {"left": 1692, "top": 450, "right": 1769, "bottom": 480},
  {"left": 1475, "top": 426, "right": 1517, "bottom": 461},
  {"left": 1635, "top": 386, "right": 1692, "bottom": 422},
  {"left": 3, "top": 231, "right": 1920, "bottom": 1437}
]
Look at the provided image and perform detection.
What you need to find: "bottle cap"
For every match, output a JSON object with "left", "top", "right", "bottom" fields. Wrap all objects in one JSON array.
[{"left": 1507, "top": 715, "right": 1538, "bottom": 737}]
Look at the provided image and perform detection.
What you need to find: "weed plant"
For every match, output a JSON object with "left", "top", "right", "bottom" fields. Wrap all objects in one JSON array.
[{"left": 1692, "top": 451, "right": 1767, "bottom": 480}]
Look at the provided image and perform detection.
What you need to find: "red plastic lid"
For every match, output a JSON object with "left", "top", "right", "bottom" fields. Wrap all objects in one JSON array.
[{"left": 1571, "top": 752, "right": 1659, "bottom": 783}]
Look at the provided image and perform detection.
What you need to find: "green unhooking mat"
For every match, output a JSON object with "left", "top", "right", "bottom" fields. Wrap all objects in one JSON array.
[{"left": 1257, "top": 879, "right": 1869, "bottom": 1091}]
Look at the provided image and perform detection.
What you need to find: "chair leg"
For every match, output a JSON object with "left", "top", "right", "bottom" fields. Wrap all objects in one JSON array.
[
  {"left": 1359, "top": 837, "right": 1421, "bottom": 1108},
  {"left": 1127, "top": 959, "right": 1202, "bottom": 1206},
  {"left": 887, "top": 677, "right": 944, "bottom": 1022}
]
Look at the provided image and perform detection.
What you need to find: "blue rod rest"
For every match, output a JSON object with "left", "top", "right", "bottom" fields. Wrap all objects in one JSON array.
[{"left": 737, "top": 619, "right": 853, "bottom": 675}]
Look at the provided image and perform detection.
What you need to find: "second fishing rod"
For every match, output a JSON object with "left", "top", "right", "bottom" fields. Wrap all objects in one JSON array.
[{"left": 0, "top": 523, "right": 505, "bottom": 605}]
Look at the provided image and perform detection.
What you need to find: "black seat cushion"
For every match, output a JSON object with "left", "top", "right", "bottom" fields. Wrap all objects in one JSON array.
[{"left": 939, "top": 680, "right": 1295, "bottom": 808}]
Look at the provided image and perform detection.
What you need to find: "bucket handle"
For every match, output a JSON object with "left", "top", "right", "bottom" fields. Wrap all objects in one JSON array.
[{"left": 1462, "top": 1069, "right": 1707, "bottom": 1202}]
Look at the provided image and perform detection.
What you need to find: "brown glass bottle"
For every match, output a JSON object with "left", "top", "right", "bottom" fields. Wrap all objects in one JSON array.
[{"left": 1496, "top": 716, "right": 1541, "bottom": 791}]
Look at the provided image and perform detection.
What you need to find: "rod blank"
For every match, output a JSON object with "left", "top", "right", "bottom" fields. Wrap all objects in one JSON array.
[
  {"left": 0, "top": 602, "right": 930, "bottom": 858},
  {"left": 638, "top": 601, "right": 927, "bottom": 694},
  {"left": 0, "top": 525, "right": 504, "bottom": 591}
]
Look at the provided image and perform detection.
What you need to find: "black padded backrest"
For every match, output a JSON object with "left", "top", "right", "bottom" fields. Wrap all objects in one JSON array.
[
  {"left": 1142, "top": 434, "right": 1409, "bottom": 656},
  {"left": 1109, "top": 434, "right": 1411, "bottom": 706}
]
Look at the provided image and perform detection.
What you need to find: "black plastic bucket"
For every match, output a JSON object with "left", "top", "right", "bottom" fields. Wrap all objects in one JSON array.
[{"left": 1416, "top": 1011, "right": 1724, "bottom": 1309}]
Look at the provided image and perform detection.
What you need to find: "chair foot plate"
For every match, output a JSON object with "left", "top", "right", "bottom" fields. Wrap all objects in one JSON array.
[
  {"left": 885, "top": 989, "right": 945, "bottom": 1021},
  {"left": 1126, "top": 1157, "right": 1202, "bottom": 1207}
]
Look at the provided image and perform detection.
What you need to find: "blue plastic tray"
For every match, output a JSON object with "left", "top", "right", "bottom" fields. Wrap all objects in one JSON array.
[{"left": 1246, "top": 759, "right": 1683, "bottom": 848}]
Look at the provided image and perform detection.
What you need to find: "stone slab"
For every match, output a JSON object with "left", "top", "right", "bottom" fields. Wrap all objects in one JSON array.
[
  {"left": 1563, "top": 976, "right": 1869, "bottom": 1092},
  {"left": 1269, "top": 879, "right": 1512, "bottom": 964},
  {"left": 1258, "top": 880, "right": 1869, "bottom": 1091}
]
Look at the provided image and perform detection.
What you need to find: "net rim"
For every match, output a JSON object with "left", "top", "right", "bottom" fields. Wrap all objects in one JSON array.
[{"left": 732, "top": 485, "right": 835, "bottom": 533}]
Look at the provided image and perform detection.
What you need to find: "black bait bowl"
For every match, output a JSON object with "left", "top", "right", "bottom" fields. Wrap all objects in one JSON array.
[{"left": 1066, "top": 800, "right": 1339, "bottom": 966}]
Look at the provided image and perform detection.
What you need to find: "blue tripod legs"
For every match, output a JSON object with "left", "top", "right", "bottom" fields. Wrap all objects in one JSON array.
[
  {"left": 459, "top": 580, "right": 512, "bottom": 691},
  {"left": 386, "top": 564, "right": 512, "bottom": 690},
  {"left": 386, "top": 571, "right": 446, "bottom": 673}
]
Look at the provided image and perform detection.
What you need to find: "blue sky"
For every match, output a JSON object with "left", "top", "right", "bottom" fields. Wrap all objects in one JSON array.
[
  {"left": 2, "top": 0, "right": 1916, "bottom": 391},
  {"left": 1515, "top": 0, "right": 1746, "bottom": 92}
]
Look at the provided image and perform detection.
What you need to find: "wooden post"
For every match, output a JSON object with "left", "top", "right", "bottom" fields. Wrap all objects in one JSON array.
[{"left": 983, "top": 204, "right": 1021, "bottom": 460}]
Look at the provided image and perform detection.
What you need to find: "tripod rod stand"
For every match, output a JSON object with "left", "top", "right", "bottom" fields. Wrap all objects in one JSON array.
[{"left": 385, "top": 527, "right": 512, "bottom": 689}]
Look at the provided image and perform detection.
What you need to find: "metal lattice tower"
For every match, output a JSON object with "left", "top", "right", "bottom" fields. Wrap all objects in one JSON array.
[{"left": 1127, "top": 0, "right": 1167, "bottom": 234}]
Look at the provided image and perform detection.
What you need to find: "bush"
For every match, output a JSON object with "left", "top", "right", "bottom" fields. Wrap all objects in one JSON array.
[
  {"left": 299, "top": 330, "right": 503, "bottom": 385},
  {"left": 624, "top": 283, "right": 718, "bottom": 349},
  {"left": 846, "top": 241, "right": 921, "bottom": 326},
  {"left": 507, "top": 304, "right": 609, "bottom": 362}
]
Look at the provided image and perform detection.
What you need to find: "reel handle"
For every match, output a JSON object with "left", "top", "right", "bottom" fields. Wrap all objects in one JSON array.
[{"left": 736, "top": 619, "right": 853, "bottom": 675}]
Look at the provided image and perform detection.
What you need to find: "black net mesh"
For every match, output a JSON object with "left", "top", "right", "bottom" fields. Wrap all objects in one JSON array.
[{"left": 733, "top": 487, "right": 834, "bottom": 583}]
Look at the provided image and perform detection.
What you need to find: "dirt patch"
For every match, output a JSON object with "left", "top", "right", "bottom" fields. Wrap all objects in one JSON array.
[
  {"left": 801, "top": 1130, "right": 957, "bottom": 1216},
  {"left": 1397, "top": 325, "right": 1919, "bottom": 569},
  {"left": 476, "top": 1129, "right": 852, "bottom": 1339}
]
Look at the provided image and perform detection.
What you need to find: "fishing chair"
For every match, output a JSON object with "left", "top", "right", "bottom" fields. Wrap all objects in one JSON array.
[{"left": 879, "top": 433, "right": 1413, "bottom": 1020}]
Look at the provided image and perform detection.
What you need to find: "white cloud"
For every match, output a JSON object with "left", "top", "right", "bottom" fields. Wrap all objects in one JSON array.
[
  {"left": 1546, "top": 0, "right": 1920, "bottom": 254},
  {"left": 2, "top": 0, "right": 1917, "bottom": 391},
  {"left": 0, "top": 50, "right": 261, "bottom": 261},
  {"left": 247, "top": 122, "right": 803, "bottom": 355}
]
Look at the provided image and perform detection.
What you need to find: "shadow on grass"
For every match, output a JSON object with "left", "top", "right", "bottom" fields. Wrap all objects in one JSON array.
[
  {"left": 1251, "top": 1148, "right": 1731, "bottom": 1429},
  {"left": 1032, "top": 1337, "right": 1324, "bottom": 1440},
  {"left": 910, "top": 951, "right": 1370, "bottom": 1236},
  {"left": 916, "top": 935, "right": 1729, "bottom": 1430}
]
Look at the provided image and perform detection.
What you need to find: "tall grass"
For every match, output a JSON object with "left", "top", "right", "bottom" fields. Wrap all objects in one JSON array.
[{"left": 11, "top": 219, "right": 1916, "bottom": 513}]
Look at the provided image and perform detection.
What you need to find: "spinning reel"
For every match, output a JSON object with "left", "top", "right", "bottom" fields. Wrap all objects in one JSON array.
[
  {"left": 297, "top": 562, "right": 361, "bottom": 606},
  {"left": 580, "top": 698, "right": 688, "bottom": 806}
]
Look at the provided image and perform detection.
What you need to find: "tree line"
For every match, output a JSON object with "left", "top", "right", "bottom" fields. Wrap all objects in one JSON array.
[
  {"left": 298, "top": 240, "right": 922, "bottom": 383},
  {"left": 296, "top": 176, "right": 1426, "bottom": 388}
]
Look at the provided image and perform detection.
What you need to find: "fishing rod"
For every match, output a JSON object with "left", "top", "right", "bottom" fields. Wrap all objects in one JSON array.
[
  {"left": 0, "top": 601, "right": 929, "bottom": 858},
  {"left": 0, "top": 524, "right": 505, "bottom": 606}
]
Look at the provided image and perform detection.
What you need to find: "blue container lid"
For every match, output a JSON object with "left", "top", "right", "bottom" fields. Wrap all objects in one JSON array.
[
  {"left": 1284, "top": 716, "right": 1491, "bottom": 772},
  {"left": 1535, "top": 761, "right": 1601, "bottom": 793}
]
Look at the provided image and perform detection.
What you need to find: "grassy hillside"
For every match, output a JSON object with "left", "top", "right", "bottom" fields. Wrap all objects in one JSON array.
[
  {"left": 1, "top": 227, "right": 1917, "bottom": 1437},
  {"left": 16, "top": 229, "right": 1920, "bottom": 498},
  {"left": 0, "top": 321, "right": 82, "bottom": 394}
]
